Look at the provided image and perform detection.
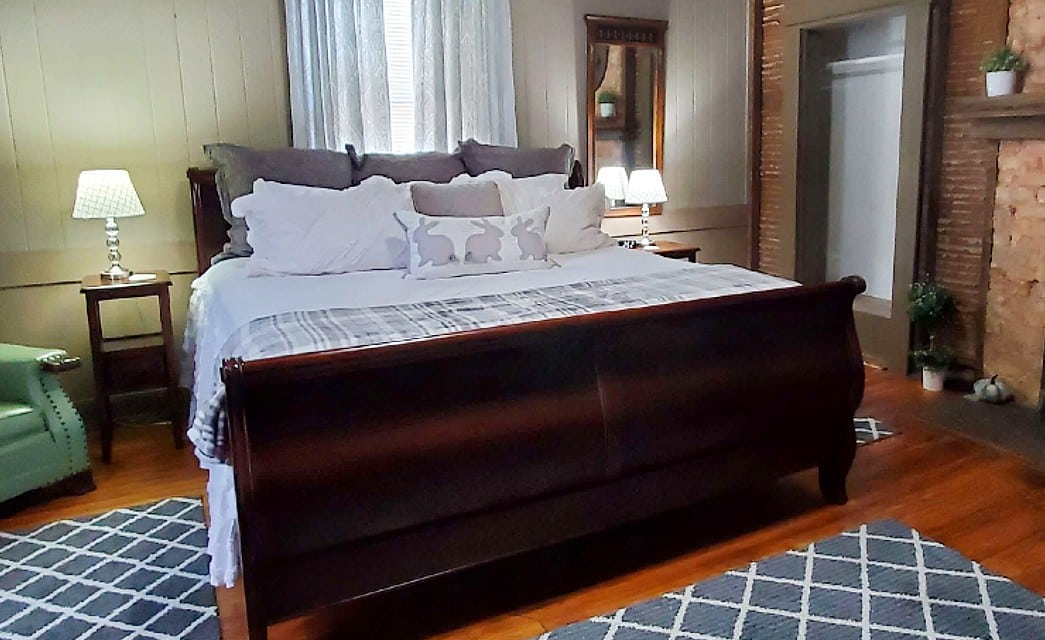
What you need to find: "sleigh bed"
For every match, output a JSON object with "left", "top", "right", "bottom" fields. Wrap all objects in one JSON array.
[{"left": 185, "top": 162, "right": 865, "bottom": 640}]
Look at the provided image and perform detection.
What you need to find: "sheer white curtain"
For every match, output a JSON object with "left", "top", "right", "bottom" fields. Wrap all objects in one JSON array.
[
  {"left": 285, "top": 0, "right": 393, "bottom": 151},
  {"left": 412, "top": 0, "right": 517, "bottom": 151},
  {"left": 285, "top": 0, "right": 517, "bottom": 153}
]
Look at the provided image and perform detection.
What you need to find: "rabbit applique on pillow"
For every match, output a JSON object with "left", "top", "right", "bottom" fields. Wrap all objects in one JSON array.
[{"left": 394, "top": 208, "right": 554, "bottom": 279}]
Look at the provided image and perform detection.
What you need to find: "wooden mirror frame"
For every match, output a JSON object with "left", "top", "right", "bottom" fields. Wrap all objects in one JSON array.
[{"left": 585, "top": 15, "right": 668, "bottom": 218}]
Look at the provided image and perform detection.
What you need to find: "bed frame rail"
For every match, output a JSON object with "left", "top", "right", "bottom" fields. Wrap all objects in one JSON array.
[{"left": 222, "top": 276, "right": 866, "bottom": 639}]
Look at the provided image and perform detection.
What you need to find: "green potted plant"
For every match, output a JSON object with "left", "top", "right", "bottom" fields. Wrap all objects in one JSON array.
[
  {"left": 907, "top": 280, "right": 958, "bottom": 391},
  {"left": 980, "top": 46, "right": 1029, "bottom": 97},
  {"left": 597, "top": 90, "right": 618, "bottom": 118}
]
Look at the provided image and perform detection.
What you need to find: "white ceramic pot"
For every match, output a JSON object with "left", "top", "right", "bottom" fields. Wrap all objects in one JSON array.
[
  {"left": 599, "top": 102, "right": 616, "bottom": 118},
  {"left": 922, "top": 368, "right": 946, "bottom": 392},
  {"left": 986, "top": 71, "right": 1018, "bottom": 97}
]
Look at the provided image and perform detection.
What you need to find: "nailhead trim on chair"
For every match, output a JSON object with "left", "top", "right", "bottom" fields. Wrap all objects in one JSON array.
[{"left": 40, "top": 372, "right": 89, "bottom": 475}]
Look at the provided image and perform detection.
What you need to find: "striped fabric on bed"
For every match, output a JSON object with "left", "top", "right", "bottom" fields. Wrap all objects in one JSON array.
[{"left": 189, "top": 265, "right": 794, "bottom": 462}]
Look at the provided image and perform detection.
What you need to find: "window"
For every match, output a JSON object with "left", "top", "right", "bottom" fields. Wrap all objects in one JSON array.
[{"left": 383, "top": 0, "right": 416, "bottom": 153}]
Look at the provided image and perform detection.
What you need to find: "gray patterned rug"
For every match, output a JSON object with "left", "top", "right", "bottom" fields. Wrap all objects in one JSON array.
[
  {"left": 0, "top": 420, "right": 894, "bottom": 639},
  {"left": 855, "top": 417, "right": 895, "bottom": 446},
  {"left": 538, "top": 520, "right": 1045, "bottom": 639},
  {"left": 0, "top": 497, "right": 218, "bottom": 639}
]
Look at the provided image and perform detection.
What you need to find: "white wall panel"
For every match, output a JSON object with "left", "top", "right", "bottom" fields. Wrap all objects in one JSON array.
[
  {"left": 509, "top": 0, "right": 751, "bottom": 262},
  {"left": 0, "top": 0, "right": 288, "bottom": 401}
]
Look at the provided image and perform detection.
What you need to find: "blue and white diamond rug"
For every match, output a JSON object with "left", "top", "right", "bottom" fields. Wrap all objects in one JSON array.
[
  {"left": 538, "top": 520, "right": 1045, "bottom": 639},
  {"left": 0, "top": 497, "right": 218, "bottom": 639},
  {"left": 855, "top": 417, "right": 894, "bottom": 446}
]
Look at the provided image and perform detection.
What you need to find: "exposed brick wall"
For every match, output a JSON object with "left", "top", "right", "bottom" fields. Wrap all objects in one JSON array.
[
  {"left": 984, "top": 0, "right": 1045, "bottom": 406},
  {"left": 987, "top": 141, "right": 1045, "bottom": 403},
  {"left": 757, "top": 0, "right": 786, "bottom": 278},
  {"left": 935, "top": 0, "right": 1009, "bottom": 367},
  {"left": 756, "top": 0, "right": 1009, "bottom": 368}
]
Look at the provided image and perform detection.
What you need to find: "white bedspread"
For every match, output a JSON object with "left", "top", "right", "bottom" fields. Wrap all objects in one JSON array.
[{"left": 182, "top": 247, "right": 793, "bottom": 586}]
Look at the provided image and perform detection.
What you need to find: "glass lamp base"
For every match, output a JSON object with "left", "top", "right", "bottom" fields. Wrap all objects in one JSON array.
[
  {"left": 100, "top": 264, "right": 133, "bottom": 280},
  {"left": 637, "top": 236, "right": 657, "bottom": 250}
]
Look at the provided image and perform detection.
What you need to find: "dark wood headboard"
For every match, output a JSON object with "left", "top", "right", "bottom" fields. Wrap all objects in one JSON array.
[
  {"left": 186, "top": 168, "right": 227, "bottom": 275},
  {"left": 186, "top": 161, "right": 587, "bottom": 275}
]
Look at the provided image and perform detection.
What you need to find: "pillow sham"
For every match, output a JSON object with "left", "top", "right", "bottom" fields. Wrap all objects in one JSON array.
[
  {"left": 457, "top": 139, "right": 575, "bottom": 177},
  {"left": 410, "top": 181, "right": 504, "bottom": 217},
  {"left": 479, "top": 172, "right": 570, "bottom": 214},
  {"left": 541, "top": 183, "right": 618, "bottom": 254},
  {"left": 204, "top": 143, "right": 353, "bottom": 260},
  {"left": 233, "top": 177, "right": 413, "bottom": 277},
  {"left": 395, "top": 208, "right": 554, "bottom": 280}
]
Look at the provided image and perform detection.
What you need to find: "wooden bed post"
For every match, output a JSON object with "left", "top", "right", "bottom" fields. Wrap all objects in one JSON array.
[{"left": 818, "top": 418, "right": 858, "bottom": 505}]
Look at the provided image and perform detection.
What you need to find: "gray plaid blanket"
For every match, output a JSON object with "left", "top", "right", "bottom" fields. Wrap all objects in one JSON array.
[{"left": 189, "top": 265, "right": 792, "bottom": 461}]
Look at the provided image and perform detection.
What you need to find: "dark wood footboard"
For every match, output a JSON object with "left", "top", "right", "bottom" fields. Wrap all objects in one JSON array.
[{"left": 222, "top": 277, "right": 866, "bottom": 639}]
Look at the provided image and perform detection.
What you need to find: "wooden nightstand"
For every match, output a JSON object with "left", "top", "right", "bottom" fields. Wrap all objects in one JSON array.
[
  {"left": 81, "top": 271, "right": 182, "bottom": 462},
  {"left": 627, "top": 240, "right": 701, "bottom": 263}
]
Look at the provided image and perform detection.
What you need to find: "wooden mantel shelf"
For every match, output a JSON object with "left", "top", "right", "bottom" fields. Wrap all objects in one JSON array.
[{"left": 952, "top": 94, "right": 1045, "bottom": 140}]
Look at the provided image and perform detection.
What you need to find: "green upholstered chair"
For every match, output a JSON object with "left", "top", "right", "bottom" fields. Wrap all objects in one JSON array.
[{"left": 0, "top": 343, "right": 94, "bottom": 504}]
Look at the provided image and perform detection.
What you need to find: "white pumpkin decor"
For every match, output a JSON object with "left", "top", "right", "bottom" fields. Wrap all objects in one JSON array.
[{"left": 972, "top": 375, "right": 1015, "bottom": 404}]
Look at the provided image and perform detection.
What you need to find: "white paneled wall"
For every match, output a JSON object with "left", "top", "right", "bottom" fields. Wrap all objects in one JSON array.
[
  {"left": 664, "top": 0, "right": 749, "bottom": 208},
  {"left": 0, "top": 0, "right": 288, "bottom": 401},
  {"left": 0, "top": 0, "right": 289, "bottom": 286},
  {"left": 510, "top": 0, "right": 751, "bottom": 259}
]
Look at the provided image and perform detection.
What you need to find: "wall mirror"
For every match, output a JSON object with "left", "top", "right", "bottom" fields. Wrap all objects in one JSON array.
[{"left": 586, "top": 15, "right": 668, "bottom": 217}]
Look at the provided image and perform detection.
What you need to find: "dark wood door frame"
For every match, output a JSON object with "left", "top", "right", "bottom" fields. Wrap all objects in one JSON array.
[
  {"left": 748, "top": 0, "right": 952, "bottom": 281},
  {"left": 915, "top": 0, "right": 951, "bottom": 280},
  {"left": 748, "top": 0, "right": 764, "bottom": 269}
]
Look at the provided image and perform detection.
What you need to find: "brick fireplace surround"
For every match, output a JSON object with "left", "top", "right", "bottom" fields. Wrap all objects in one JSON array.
[
  {"left": 987, "top": 0, "right": 1045, "bottom": 407},
  {"left": 757, "top": 0, "right": 1045, "bottom": 409}
]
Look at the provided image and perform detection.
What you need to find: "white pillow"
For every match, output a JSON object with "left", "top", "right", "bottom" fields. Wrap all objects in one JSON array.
[
  {"left": 233, "top": 177, "right": 413, "bottom": 276},
  {"left": 395, "top": 208, "right": 555, "bottom": 280},
  {"left": 450, "top": 171, "right": 569, "bottom": 215},
  {"left": 541, "top": 183, "right": 618, "bottom": 254}
]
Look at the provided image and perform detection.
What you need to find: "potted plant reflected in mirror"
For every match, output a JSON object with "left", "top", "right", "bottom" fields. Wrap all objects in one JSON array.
[
  {"left": 980, "top": 46, "right": 1029, "bottom": 97},
  {"left": 907, "top": 280, "right": 958, "bottom": 392},
  {"left": 597, "top": 90, "right": 618, "bottom": 118}
]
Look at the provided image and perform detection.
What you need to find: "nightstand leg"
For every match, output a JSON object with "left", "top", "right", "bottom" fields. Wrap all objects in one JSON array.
[
  {"left": 85, "top": 299, "right": 114, "bottom": 464},
  {"left": 99, "top": 398, "right": 114, "bottom": 464},
  {"left": 159, "top": 288, "right": 184, "bottom": 450}
]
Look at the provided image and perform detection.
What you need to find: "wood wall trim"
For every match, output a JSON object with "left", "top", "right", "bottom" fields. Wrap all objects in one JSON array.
[
  {"left": 749, "top": 0, "right": 764, "bottom": 270},
  {"left": 915, "top": 0, "right": 952, "bottom": 281},
  {"left": 784, "top": 0, "right": 927, "bottom": 26}
]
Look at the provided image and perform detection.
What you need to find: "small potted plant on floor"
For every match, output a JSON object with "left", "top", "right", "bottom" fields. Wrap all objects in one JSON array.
[
  {"left": 980, "top": 46, "right": 1029, "bottom": 97},
  {"left": 908, "top": 280, "right": 958, "bottom": 391},
  {"left": 597, "top": 90, "right": 618, "bottom": 118}
]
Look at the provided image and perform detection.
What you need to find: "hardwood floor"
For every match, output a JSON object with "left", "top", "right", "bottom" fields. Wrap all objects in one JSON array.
[{"left": 1, "top": 370, "right": 1042, "bottom": 640}]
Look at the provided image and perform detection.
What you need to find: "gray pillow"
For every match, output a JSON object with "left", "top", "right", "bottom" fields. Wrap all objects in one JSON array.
[
  {"left": 347, "top": 145, "right": 467, "bottom": 184},
  {"left": 458, "top": 139, "right": 575, "bottom": 178},
  {"left": 204, "top": 143, "right": 353, "bottom": 258},
  {"left": 410, "top": 182, "right": 504, "bottom": 217}
]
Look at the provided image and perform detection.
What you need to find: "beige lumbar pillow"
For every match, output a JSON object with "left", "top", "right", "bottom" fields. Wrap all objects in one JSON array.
[{"left": 409, "top": 181, "right": 504, "bottom": 217}]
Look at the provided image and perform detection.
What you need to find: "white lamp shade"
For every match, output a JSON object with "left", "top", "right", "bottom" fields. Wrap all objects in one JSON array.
[
  {"left": 72, "top": 170, "right": 146, "bottom": 220},
  {"left": 595, "top": 166, "right": 629, "bottom": 201},
  {"left": 625, "top": 169, "right": 668, "bottom": 205}
]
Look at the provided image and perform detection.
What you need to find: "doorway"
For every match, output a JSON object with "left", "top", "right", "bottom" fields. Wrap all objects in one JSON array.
[{"left": 783, "top": 1, "right": 931, "bottom": 371}]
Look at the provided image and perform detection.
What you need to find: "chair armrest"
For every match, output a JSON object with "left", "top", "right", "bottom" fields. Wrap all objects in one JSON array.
[
  {"left": 0, "top": 343, "right": 72, "bottom": 405},
  {"left": 39, "top": 353, "right": 81, "bottom": 373}
]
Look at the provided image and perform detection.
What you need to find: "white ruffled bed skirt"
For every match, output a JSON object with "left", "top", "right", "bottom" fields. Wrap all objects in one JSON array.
[{"left": 204, "top": 464, "right": 241, "bottom": 588}]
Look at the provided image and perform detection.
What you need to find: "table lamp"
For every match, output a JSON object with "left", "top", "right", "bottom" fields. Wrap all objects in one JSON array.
[
  {"left": 625, "top": 168, "right": 667, "bottom": 250},
  {"left": 596, "top": 166, "right": 629, "bottom": 207},
  {"left": 72, "top": 170, "right": 145, "bottom": 280}
]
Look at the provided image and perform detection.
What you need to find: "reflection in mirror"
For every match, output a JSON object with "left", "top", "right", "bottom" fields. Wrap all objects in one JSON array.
[
  {"left": 592, "top": 44, "right": 658, "bottom": 173},
  {"left": 586, "top": 16, "right": 667, "bottom": 217}
]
